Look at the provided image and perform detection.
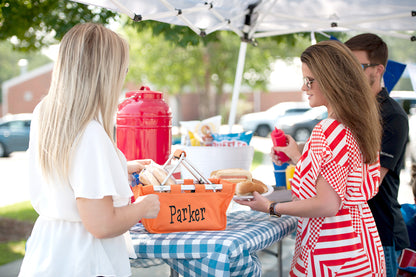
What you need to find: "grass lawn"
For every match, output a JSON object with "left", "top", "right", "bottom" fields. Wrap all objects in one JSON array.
[
  {"left": 0, "top": 201, "right": 38, "bottom": 223},
  {"left": 0, "top": 201, "right": 38, "bottom": 266},
  {"left": 251, "top": 150, "right": 264, "bottom": 170},
  {"left": 0, "top": 240, "right": 27, "bottom": 266}
]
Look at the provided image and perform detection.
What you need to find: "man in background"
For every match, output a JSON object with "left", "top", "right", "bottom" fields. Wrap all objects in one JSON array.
[{"left": 345, "top": 33, "right": 410, "bottom": 277}]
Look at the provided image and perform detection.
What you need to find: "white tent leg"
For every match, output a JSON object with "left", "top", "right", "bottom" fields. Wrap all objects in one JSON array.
[
  {"left": 407, "top": 64, "right": 416, "bottom": 92},
  {"left": 311, "top": 31, "right": 316, "bottom": 45},
  {"left": 228, "top": 41, "right": 248, "bottom": 132}
]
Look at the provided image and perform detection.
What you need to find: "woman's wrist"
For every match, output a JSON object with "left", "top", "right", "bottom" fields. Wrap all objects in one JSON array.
[
  {"left": 292, "top": 153, "right": 301, "bottom": 164},
  {"left": 269, "top": 202, "right": 281, "bottom": 217}
]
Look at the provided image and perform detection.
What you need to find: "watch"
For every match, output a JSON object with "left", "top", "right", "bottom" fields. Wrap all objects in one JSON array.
[{"left": 269, "top": 202, "right": 281, "bottom": 217}]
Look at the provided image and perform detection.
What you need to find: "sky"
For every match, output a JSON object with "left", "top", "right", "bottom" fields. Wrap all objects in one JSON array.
[
  {"left": 41, "top": 44, "right": 59, "bottom": 61},
  {"left": 268, "top": 58, "right": 303, "bottom": 91}
]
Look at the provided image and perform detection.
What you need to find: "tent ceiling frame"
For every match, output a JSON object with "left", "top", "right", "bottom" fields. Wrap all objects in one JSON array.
[
  {"left": 104, "top": 1, "right": 415, "bottom": 42},
  {"left": 70, "top": 0, "right": 416, "bottom": 129}
]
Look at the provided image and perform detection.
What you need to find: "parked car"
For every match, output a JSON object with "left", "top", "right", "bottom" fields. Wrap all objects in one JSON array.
[
  {"left": 239, "top": 101, "right": 310, "bottom": 137},
  {"left": 275, "top": 106, "right": 328, "bottom": 142},
  {"left": 0, "top": 113, "right": 32, "bottom": 157},
  {"left": 276, "top": 91, "right": 416, "bottom": 144}
]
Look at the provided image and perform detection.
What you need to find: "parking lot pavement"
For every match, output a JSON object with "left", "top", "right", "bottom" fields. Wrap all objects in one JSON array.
[
  {"left": 0, "top": 137, "right": 274, "bottom": 208},
  {"left": 1, "top": 137, "right": 414, "bottom": 207},
  {"left": 0, "top": 152, "right": 30, "bottom": 208},
  {"left": 0, "top": 136, "right": 414, "bottom": 207}
]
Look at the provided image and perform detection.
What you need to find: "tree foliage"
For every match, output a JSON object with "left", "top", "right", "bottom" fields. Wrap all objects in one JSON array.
[
  {"left": 0, "top": 0, "right": 116, "bottom": 51},
  {"left": 3, "top": 0, "right": 413, "bottom": 119},
  {"left": 123, "top": 23, "right": 311, "bottom": 119},
  {"left": 0, "top": 0, "right": 311, "bottom": 117}
]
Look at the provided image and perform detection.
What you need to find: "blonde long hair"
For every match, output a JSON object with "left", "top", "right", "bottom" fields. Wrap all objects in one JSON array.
[
  {"left": 38, "top": 23, "right": 129, "bottom": 181},
  {"left": 301, "top": 40, "right": 382, "bottom": 163}
]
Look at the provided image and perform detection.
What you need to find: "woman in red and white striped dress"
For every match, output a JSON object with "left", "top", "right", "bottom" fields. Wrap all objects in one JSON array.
[{"left": 235, "top": 40, "right": 385, "bottom": 276}]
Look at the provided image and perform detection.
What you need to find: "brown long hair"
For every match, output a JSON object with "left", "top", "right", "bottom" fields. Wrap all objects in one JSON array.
[{"left": 301, "top": 40, "right": 381, "bottom": 163}]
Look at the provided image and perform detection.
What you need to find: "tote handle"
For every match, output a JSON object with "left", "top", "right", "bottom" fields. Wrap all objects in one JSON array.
[{"left": 162, "top": 149, "right": 212, "bottom": 185}]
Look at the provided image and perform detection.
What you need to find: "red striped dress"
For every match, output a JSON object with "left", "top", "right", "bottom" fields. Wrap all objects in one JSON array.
[{"left": 290, "top": 118, "right": 385, "bottom": 277}]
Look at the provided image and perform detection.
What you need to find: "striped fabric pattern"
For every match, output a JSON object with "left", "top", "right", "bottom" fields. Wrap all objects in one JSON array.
[{"left": 290, "top": 119, "right": 385, "bottom": 276}]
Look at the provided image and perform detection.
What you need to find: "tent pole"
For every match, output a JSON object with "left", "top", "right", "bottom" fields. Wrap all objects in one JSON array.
[
  {"left": 228, "top": 41, "right": 248, "bottom": 132},
  {"left": 407, "top": 64, "right": 416, "bottom": 92},
  {"left": 310, "top": 31, "right": 317, "bottom": 45}
]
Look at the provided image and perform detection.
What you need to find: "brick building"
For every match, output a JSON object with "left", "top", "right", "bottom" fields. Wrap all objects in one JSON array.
[
  {"left": 1, "top": 63, "right": 303, "bottom": 124},
  {"left": 2, "top": 63, "right": 53, "bottom": 116}
]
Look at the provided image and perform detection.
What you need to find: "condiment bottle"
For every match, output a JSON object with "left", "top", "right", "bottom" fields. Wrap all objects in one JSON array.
[{"left": 271, "top": 127, "right": 290, "bottom": 163}]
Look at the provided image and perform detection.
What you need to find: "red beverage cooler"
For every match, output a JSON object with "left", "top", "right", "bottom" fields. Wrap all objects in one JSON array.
[{"left": 116, "top": 86, "right": 172, "bottom": 165}]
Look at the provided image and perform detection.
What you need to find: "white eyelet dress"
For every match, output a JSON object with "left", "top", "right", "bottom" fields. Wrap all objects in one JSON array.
[{"left": 19, "top": 105, "right": 134, "bottom": 277}]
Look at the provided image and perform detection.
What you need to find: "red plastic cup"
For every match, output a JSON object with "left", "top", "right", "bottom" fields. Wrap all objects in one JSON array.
[
  {"left": 399, "top": 248, "right": 416, "bottom": 268},
  {"left": 271, "top": 128, "right": 290, "bottom": 163}
]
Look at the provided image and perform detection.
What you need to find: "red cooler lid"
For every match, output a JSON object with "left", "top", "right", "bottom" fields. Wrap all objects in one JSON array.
[{"left": 125, "top": 86, "right": 162, "bottom": 99}]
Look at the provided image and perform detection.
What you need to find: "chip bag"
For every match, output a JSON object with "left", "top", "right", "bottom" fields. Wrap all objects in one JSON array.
[{"left": 180, "top": 115, "right": 222, "bottom": 146}]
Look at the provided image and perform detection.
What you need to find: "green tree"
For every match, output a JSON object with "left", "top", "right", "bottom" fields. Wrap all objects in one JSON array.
[
  {"left": 3, "top": 0, "right": 412, "bottom": 118},
  {"left": 0, "top": 0, "right": 310, "bottom": 119},
  {"left": 0, "top": 0, "right": 116, "bottom": 51},
  {"left": 123, "top": 24, "right": 311, "bottom": 120}
]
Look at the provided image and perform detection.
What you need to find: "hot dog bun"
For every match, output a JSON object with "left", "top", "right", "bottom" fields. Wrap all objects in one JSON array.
[
  {"left": 210, "top": 168, "right": 252, "bottom": 183},
  {"left": 147, "top": 164, "right": 176, "bottom": 186},
  {"left": 139, "top": 169, "right": 160, "bottom": 186},
  {"left": 140, "top": 164, "right": 176, "bottom": 186},
  {"left": 235, "top": 178, "right": 268, "bottom": 196}
]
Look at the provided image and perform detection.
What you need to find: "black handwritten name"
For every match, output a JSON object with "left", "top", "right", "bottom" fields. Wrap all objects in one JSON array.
[{"left": 169, "top": 205, "right": 206, "bottom": 224}]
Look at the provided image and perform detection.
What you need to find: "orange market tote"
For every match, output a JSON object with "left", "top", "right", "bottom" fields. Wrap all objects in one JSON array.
[{"left": 138, "top": 179, "right": 235, "bottom": 233}]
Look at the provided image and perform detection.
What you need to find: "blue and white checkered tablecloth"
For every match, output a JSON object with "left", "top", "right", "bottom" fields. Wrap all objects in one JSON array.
[{"left": 130, "top": 210, "right": 298, "bottom": 277}]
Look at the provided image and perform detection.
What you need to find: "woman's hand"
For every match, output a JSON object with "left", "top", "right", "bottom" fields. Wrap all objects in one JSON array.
[
  {"left": 134, "top": 194, "right": 160, "bottom": 219},
  {"left": 270, "top": 135, "right": 301, "bottom": 165},
  {"left": 127, "top": 159, "right": 152, "bottom": 174},
  {"left": 127, "top": 159, "right": 153, "bottom": 183},
  {"left": 233, "top": 192, "right": 271, "bottom": 213},
  {"left": 77, "top": 194, "right": 160, "bottom": 239}
]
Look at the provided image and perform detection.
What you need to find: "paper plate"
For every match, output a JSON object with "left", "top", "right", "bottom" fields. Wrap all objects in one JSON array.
[{"left": 233, "top": 183, "right": 274, "bottom": 200}]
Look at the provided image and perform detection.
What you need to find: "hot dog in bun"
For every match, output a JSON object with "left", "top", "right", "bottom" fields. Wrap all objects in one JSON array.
[
  {"left": 139, "top": 169, "right": 160, "bottom": 186},
  {"left": 139, "top": 164, "right": 176, "bottom": 186},
  {"left": 146, "top": 164, "right": 176, "bottom": 185},
  {"left": 210, "top": 168, "right": 252, "bottom": 183}
]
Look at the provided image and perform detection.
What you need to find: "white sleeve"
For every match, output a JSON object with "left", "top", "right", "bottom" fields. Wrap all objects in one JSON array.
[{"left": 69, "top": 121, "right": 132, "bottom": 200}]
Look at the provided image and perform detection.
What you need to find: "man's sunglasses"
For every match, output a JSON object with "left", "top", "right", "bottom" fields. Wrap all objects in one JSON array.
[{"left": 361, "top": 63, "right": 379, "bottom": 70}]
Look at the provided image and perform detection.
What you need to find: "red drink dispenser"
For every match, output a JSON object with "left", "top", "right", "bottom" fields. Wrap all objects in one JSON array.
[{"left": 116, "top": 86, "right": 172, "bottom": 164}]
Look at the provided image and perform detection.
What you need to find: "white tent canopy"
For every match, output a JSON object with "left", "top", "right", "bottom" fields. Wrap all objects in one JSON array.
[
  {"left": 72, "top": 0, "right": 415, "bottom": 41},
  {"left": 71, "top": 0, "right": 416, "bottom": 128}
]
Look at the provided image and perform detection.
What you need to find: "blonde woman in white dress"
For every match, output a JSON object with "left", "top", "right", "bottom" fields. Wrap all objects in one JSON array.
[{"left": 19, "top": 23, "right": 160, "bottom": 277}]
